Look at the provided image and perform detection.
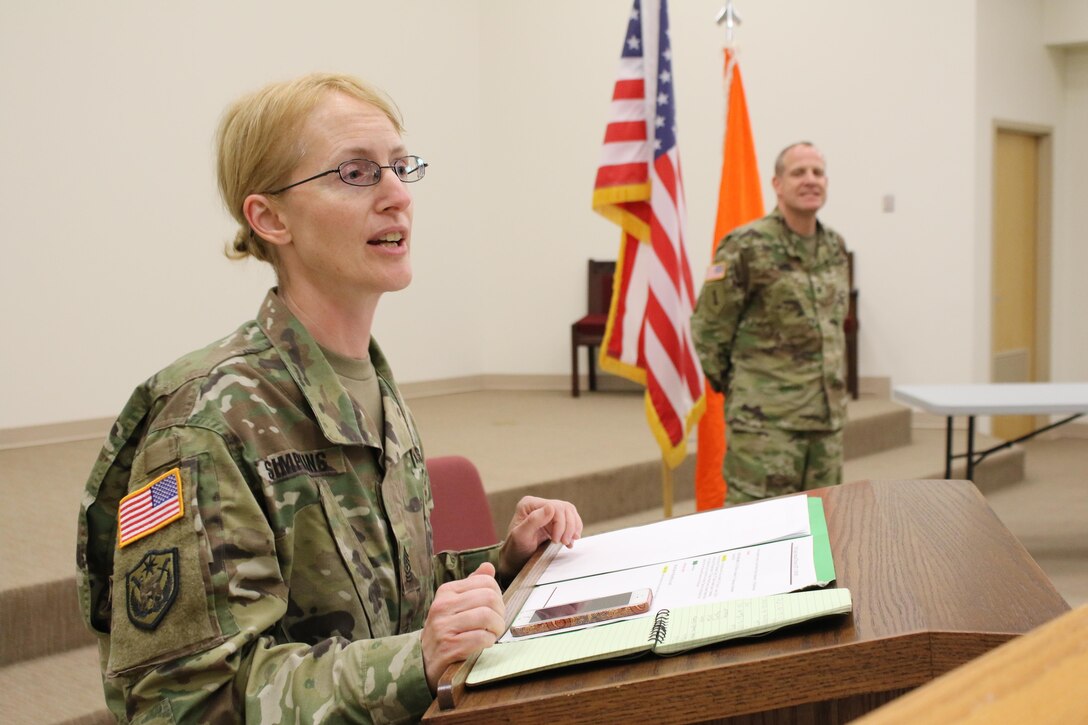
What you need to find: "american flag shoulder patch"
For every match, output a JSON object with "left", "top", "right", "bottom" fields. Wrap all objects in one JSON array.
[
  {"left": 705, "top": 262, "right": 727, "bottom": 281},
  {"left": 118, "top": 467, "right": 185, "bottom": 548}
]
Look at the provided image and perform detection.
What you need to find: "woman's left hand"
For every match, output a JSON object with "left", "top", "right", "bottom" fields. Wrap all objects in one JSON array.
[{"left": 496, "top": 496, "right": 583, "bottom": 582}]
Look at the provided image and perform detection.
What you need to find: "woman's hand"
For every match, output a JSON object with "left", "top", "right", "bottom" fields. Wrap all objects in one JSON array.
[
  {"left": 421, "top": 562, "right": 505, "bottom": 692},
  {"left": 497, "top": 496, "right": 583, "bottom": 583}
]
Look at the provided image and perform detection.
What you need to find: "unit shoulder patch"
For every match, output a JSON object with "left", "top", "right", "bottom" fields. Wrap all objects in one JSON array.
[
  {"left": 118, "top": 467, "right": 185, "bottom": 548},
  {"left": 126, "top": 547, "right": 180, "bottom": 630}
]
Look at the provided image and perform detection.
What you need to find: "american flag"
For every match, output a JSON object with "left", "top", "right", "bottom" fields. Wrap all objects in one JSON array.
[
  {"left": 592, "top": 0, "right": 704, "bottom": 469},
  {"left": 118, "top": 468, "right": 185, "bottom": 547}
]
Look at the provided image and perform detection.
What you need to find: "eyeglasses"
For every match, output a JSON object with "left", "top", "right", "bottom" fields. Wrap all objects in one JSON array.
[{"left": 265, "top": 155, "right": 428, "bottom": 194}]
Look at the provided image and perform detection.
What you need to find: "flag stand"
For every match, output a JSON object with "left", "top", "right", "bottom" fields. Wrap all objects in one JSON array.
[{"left": 661, "top": 458, "right": 673, "bottom": 518}]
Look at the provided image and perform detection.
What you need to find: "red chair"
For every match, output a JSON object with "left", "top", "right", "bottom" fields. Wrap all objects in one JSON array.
[
  {"left": 570, "top": 259, "right": 616, "bottom": 397},
  {"left": 426, "top": 455, "right": 498, "bottom": 552}
]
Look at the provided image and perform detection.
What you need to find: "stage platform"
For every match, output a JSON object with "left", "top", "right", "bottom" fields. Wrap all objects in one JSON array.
[{"left": 4, "top": 388, "right": 1084, "bottom": 725}]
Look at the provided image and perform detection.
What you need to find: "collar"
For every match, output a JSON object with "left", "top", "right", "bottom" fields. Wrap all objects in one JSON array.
[
  {"left": 255, "top": 289, "right": 374, "bottom": 447},
  {"left": 770, "top": 207, "right": 826, "bottom": 260}
]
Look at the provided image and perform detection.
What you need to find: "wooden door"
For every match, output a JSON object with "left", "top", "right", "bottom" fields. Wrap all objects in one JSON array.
[{"left": 991, "top": 130, "right": 1039, "bottom": 440}]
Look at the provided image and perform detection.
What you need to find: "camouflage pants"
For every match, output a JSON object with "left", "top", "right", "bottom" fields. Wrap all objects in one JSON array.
[{"left": 724, "top": 426, "right": 843, "bottom": 504}]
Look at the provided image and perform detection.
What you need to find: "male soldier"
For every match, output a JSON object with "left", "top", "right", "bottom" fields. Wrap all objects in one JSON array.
[
  {"left": 76, "top": 73, "right": 582, "bottom": 723},
  {"left": 691, "top": 141, "right": 849, "bottom": 504}
]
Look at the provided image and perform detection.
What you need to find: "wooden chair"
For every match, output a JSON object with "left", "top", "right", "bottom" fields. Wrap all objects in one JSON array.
[
  {"left": 426, "top": 455, "right": 498, "bottom": 552},
  {"left": 570, "top": 260, "right": 615, "bottom": 397}
]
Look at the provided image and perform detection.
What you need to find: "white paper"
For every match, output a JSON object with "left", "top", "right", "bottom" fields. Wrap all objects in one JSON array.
[{"left": 537, "top": 494, "right": 811, "bottom": 586}]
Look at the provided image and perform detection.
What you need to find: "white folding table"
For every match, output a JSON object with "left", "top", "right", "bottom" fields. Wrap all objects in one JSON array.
[{"left": 893, "top": 382, "right": 1088, "bottom": 480}]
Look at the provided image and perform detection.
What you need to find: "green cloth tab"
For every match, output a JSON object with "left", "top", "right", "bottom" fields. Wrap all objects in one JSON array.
[{"left": 807, "top": 497, "right": 836, "bottom": 585}]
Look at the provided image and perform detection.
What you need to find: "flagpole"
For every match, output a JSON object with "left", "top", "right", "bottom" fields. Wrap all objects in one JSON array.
[
  {"left": 715, "top": 1, "right": 741, "bottom": 45},
  {"left": 696, "top": 1, "right": 766, "bottom": 512}
]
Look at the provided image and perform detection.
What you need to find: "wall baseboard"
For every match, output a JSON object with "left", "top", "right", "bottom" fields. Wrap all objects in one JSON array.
[
  {"left": 401, "top": 373, "right": 643, "bottom": 397},
  {"left": 909, "top": 411, "right": 952, "bottom": 430},
  {"left": 859, "top": 376, "right": 892, "bottom": 399},
  {"left": 909, "top": 412, "right": 1087, "bottom": 438},
  {"left": 0, "top": 417, "right": 113, "bottom": 450},
  {"left": 0, "top": 374, "right": 967, "bottom": 450},
  {"left": 1042, "top": 419, "right": 1088, "bottom": 439}
]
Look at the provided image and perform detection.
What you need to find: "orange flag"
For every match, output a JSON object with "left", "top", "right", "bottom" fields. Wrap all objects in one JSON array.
[{"left": 694, "top": 48, "right": 765, "bottom": 510}]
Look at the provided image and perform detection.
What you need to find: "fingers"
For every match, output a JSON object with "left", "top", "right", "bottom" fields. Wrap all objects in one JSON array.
[
  {"left": 515, "top": 497, "right": 583, "bottom": 547},
  {"left": 553, "top": 501, "right": 583, "bottom": 546},
  {"left": 422, "top": 572, "right": 507, "bottom": 691},
  {"left": 469, "top": 561, "right": 496, "bottom": 579},
  {"left": 496, "top": 498, "right": 584, "bottom": 584},
  {"left": 429, "top": 568, "right": 504, "bottom": 637}
]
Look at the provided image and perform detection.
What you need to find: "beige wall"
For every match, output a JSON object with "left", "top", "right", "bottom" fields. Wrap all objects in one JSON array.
[
  {"left": 1050, "top": 46, "right": 1088, "bottom": 381},
  {"left": 1044, "top": 0, "right": 1088, "bottom": 47},
  {"left": 1, "top": 1, "right": 489, "bottom": 428},
  {"left": 1, "top": 0, "right": 1085, "bottom": 430},
  {"left": 976, "top": 0, "right": 1088, "bottom": 386}
]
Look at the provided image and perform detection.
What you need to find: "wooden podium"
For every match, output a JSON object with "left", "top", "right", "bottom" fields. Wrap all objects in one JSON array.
[{"left": 423, "top": 479, "right": 1070, "bottom": 724}]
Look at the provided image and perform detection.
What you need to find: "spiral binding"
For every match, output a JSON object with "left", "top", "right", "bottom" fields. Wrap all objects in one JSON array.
[{"left": 648, "top": 609, "right": 670, "bottom": 644}]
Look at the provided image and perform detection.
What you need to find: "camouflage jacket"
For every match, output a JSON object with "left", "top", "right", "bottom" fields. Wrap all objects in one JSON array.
[
  {"left": 691, "top": 208, "right": 849, "bottom": 431},
  {"left": 76, "top": 289, "right": 501, "bottom": 724}
]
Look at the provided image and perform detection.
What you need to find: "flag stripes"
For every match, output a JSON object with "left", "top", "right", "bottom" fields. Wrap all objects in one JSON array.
[
  {"left": 592, "top": 0, "right": 704, "bottom": 469},
  {"left": 118, "top": 467, "right": 185, "bottom": 547}
]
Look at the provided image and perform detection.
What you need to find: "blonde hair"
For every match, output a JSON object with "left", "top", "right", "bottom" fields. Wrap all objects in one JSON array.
[{"left": 216, "top": 72, "right": 404, "bottom": 267}]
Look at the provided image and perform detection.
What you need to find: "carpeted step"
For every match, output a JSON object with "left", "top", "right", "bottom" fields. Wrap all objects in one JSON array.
[
  {"left": 0, "top": 645, "right": 111, "bottom": 725},
  {"left": 842, "top": 427, "right": 1025, "bottom": 495},
  {"left": 486, "top": 455, "right": 695, "bottom": 536},
  {"left": 0, "top": 579, "right": 94, "bottom": 668},
  {"left": 586, "top": 427, "right": 1026, "bottom": 536},
  {"left": 481, "top": 397, "right": 917, "bottom": 533},
  {"left": 842, "top": 398, "right": 912, "bottom": 459}
]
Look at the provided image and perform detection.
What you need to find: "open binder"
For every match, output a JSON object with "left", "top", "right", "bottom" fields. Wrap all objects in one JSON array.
[
  {"left": 467, "top": 588, "right": 853, "bottom": 685},
  {"left": 499, "top": 495, "right": 838, "bottom": 644},
  {"left": 468, "top": 494, "right": 852, "bottom": 686}
]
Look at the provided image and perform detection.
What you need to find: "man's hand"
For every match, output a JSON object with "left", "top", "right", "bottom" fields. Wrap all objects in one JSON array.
[
  {"left": 497, "top": 496, "right": 583, "bottom": 583},
  {"left": 421, "top": 562, "right": 505, "bottom": 692}
]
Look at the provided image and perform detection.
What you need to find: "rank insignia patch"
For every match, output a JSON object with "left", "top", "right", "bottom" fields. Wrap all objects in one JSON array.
[
  {"left": 126, "top": 548, "right": 180, "bottom": 630},
  {"left": 705, "top": 262, "right": 727, "bottom": 281},
  {"left": 118, "top": 467, "right": 184, "bottom": 548}
]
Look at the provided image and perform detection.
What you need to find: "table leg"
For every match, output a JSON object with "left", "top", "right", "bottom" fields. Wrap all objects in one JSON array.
[
  {"left": 945, "top": 417, "right": 954, "bottom": 479},
  {"left": 965, "top": 416, "right": 976, "bottom": 481}
]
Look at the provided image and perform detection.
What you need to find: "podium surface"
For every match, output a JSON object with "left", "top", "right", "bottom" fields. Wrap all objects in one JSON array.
[
  {"left": 424, "top": 479, "right": 1070, "bottom": 724},
  {"left": 854, "top": 604, "right": 1088, "bottom": 724}
]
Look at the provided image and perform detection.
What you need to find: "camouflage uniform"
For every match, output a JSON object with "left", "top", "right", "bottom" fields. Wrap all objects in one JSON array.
[
  {"left": 76, "top": 289, "right": 501, "bottom": 723},
  {"left": 691, "top": 208, "right": 849, "bottom": 503}
]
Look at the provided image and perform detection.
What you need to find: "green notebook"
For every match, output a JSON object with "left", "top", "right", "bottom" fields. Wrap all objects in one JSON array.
[{"left": 467, "top": 588, "right": 852, "bottom": 686}]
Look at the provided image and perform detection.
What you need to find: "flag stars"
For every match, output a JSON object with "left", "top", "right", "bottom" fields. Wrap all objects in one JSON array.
[{"left": 594, "top": 1, "right": 700, "bottom": 463}]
